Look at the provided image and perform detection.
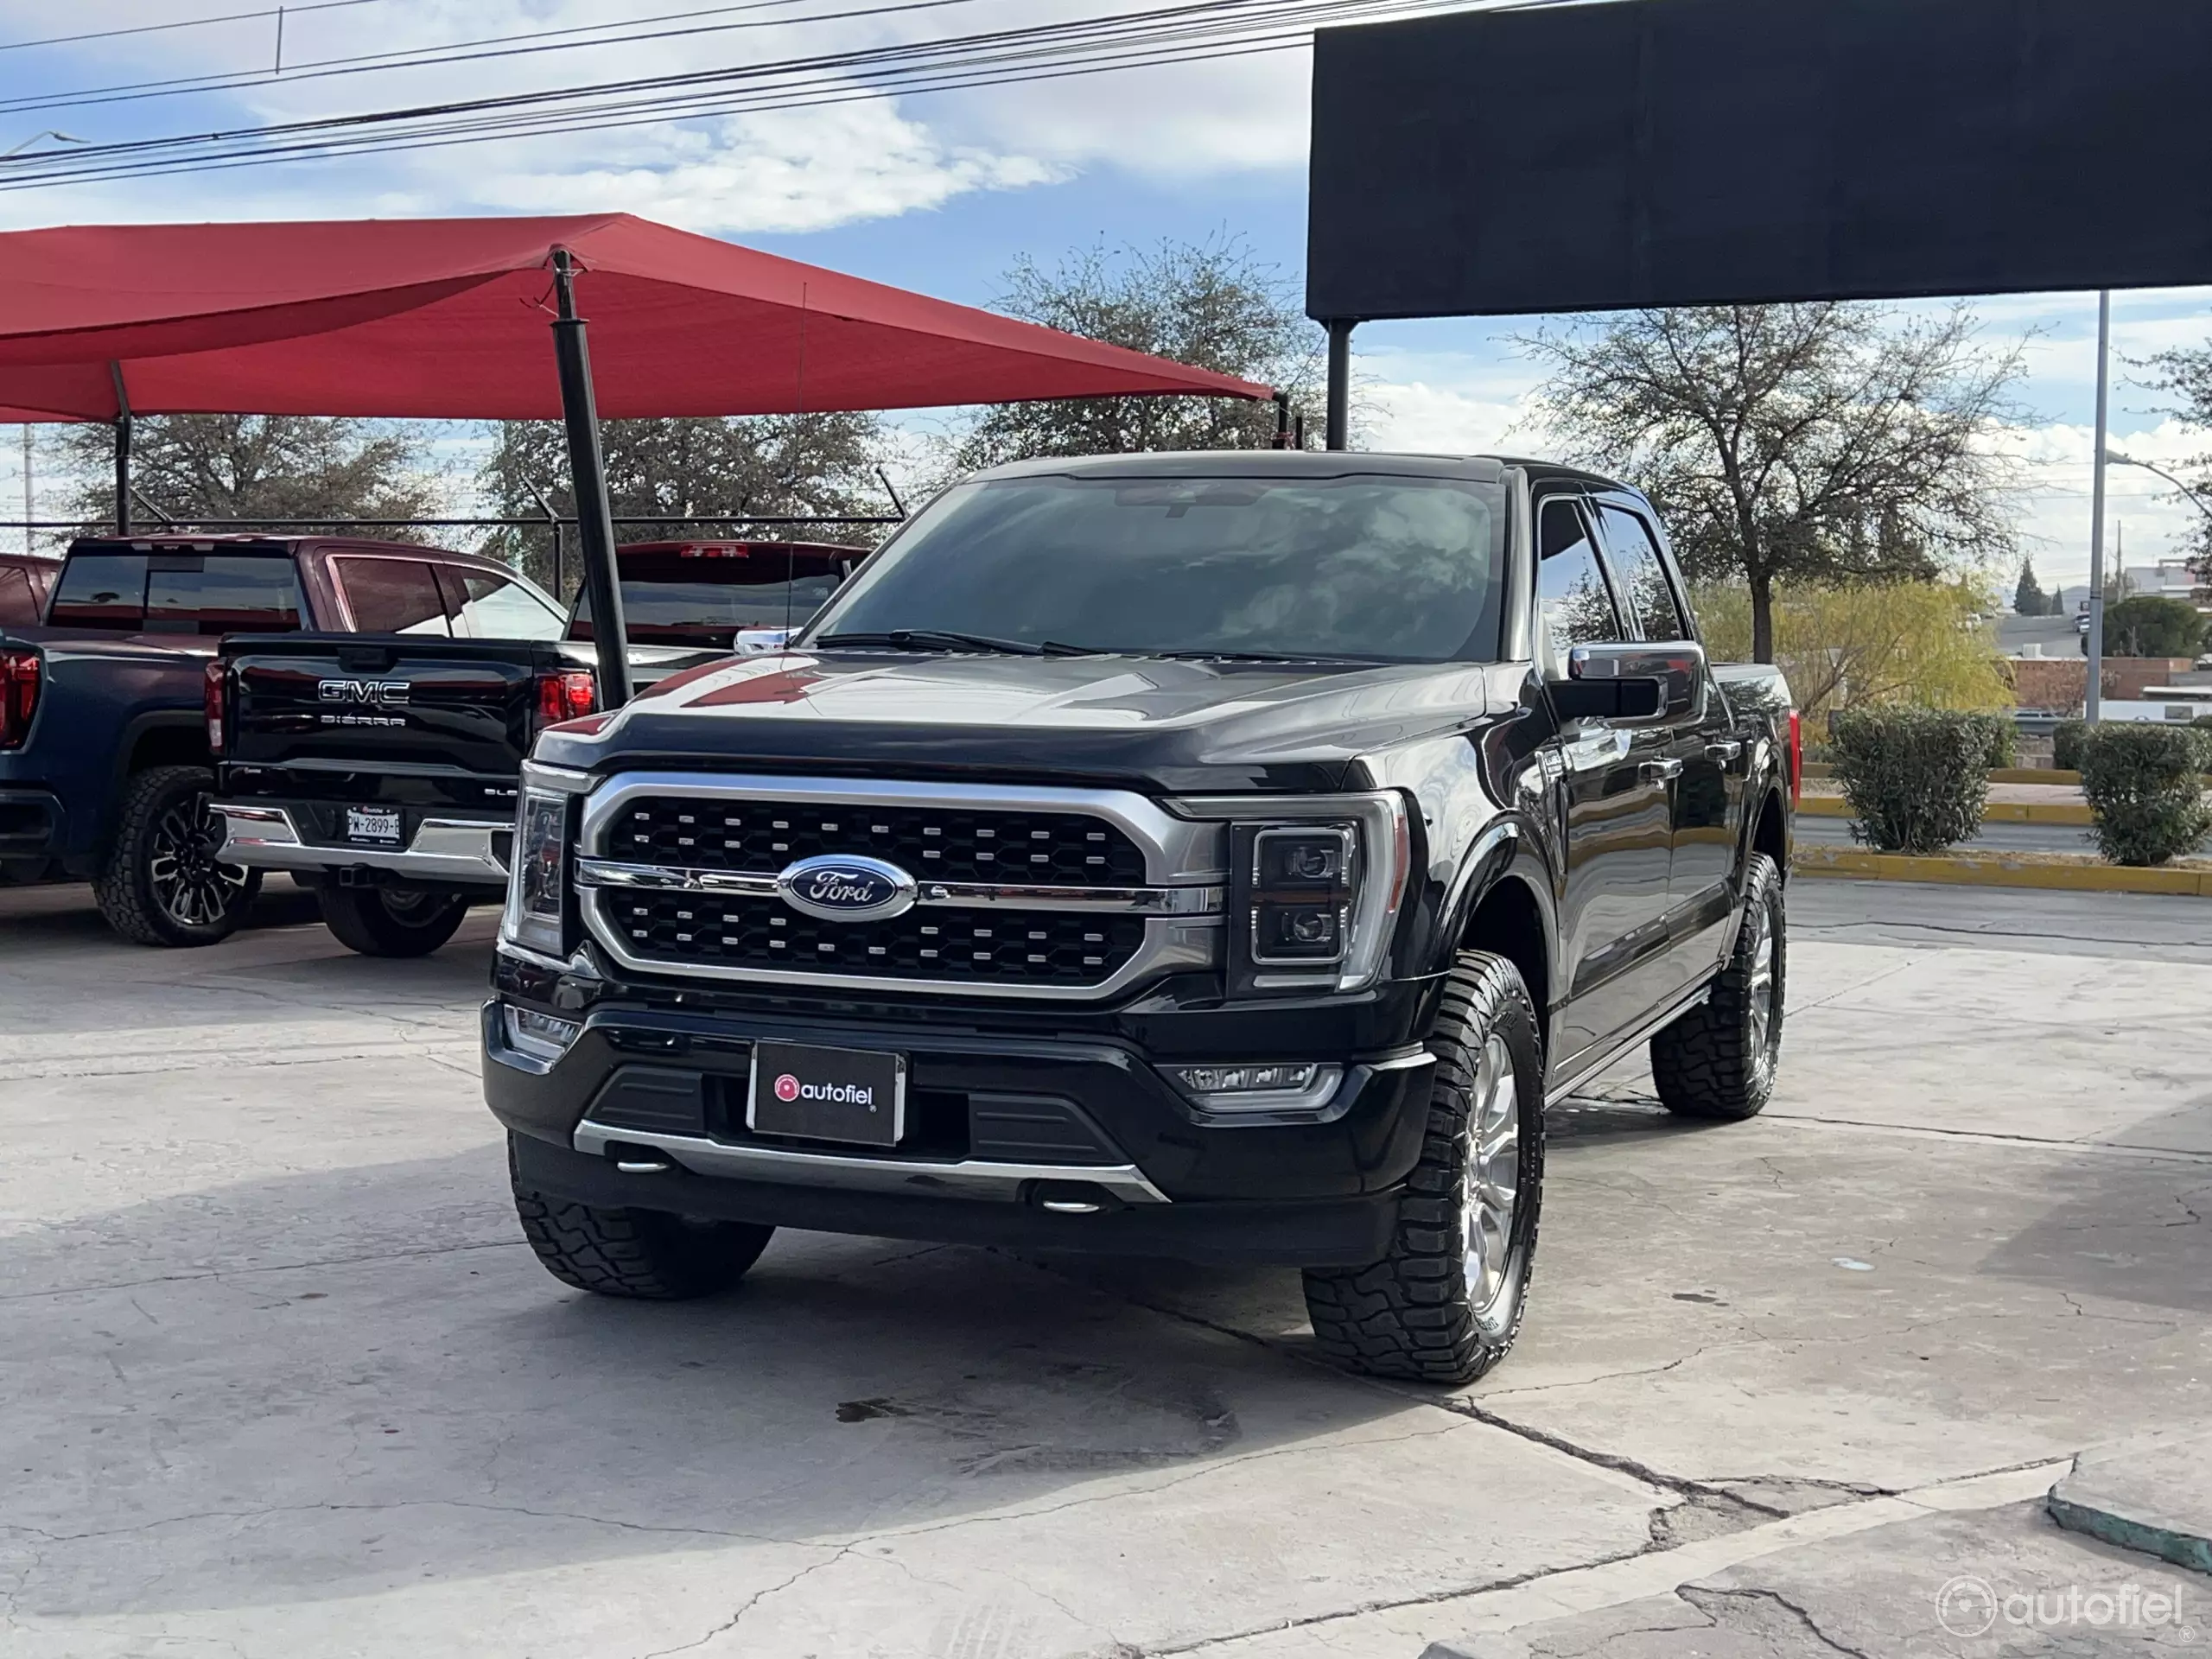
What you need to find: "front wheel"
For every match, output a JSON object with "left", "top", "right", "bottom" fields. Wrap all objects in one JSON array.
[
  {"left": 317, "top": 885, "right": 471, "bottom": 957},
  {"left": 1302, "top": 950, "right": 1546, "bottom": 1386},
  {"left": 1650, "top": 852, "right": 1786, "bottom": 1121},
  {"left": 94, "top": 765, "right": 263, "bottom": 947},
  {"left": 511, "top": 1138, "right": 774, "bottom": 1300}
]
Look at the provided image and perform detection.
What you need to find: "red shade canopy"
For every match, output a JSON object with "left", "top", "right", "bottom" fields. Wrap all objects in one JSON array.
[{"left": 0, "top": 213, "right": 1271, "bottom": 423}]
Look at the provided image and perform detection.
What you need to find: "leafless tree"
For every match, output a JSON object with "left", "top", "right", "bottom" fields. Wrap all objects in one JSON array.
[{"left": 1522, "top": 304, "right": 2024, "bottom": 661}]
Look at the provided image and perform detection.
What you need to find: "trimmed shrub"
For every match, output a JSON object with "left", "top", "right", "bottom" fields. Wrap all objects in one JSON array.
[
  {"left": 1978, "top": 713, "right": 2019, "bottom": 770},
  {"left": 2052, "top": 719, "right": 2088, "bottom": 772},
  {"left": 2076, "top": 724, "right": 2212, "bottom": 867},
  {"left": 1829, "top": 707, "right": 1993, "bottom": 854}
]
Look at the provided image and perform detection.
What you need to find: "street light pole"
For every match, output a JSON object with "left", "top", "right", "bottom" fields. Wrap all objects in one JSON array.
[
  {"left": 2086, "top": 290, "right": 2110, "bottom": 724},
  {"left": 2107, "top": 449, "right": 2212, "bottom": 522}
]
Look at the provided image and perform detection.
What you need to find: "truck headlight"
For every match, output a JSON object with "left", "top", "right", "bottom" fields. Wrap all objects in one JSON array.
[
  {"left": 501, "top": 787, "right": 571, "bottom": 959},
  {"left": 1176, "top": 792, "right": 1410, "bottom": 997}
]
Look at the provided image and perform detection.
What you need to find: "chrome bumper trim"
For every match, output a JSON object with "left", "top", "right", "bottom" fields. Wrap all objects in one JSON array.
[
  {"left": 575, "top": 856, "right": 1223, "bottom": 916},
  {"left": 211, "top": 803, "right": 511, "bottom": 885},
  {"left": 570, "top": 1121, "right": 1170, "bottom": 1205}
]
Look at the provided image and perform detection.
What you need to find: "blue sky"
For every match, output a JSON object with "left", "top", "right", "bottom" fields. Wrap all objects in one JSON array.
[{"left": 3, "top": 0, "right": 2207, "bottom": 590}]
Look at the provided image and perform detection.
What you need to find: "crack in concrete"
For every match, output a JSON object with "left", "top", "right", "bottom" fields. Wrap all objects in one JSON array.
[
  {"left": 1678, "top": 1585, "right": 1877, "bottom": 1659},
  {"left": 634, "top": 1546, "right": 852, "bottom": 1659}
]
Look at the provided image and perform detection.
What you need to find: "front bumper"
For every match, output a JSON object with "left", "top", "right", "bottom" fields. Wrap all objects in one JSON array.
[
  {"left": 485, "top": 993, "right": 1437, "bottom": 1267},
  {"left": 213, "top": 802, "right": 512, "bottom": 886}
]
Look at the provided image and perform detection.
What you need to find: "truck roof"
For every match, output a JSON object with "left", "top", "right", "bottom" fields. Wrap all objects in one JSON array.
[
  {"left": 65, "top": 533, "right": 468, "bottom": 559},
  {"left": 963, "top": 448, "right": 1640, "bottom": 499}
]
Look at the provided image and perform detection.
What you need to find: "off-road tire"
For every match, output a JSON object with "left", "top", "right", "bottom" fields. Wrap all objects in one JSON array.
[
  {"left": 317, "top": 885, "right": 471, "bottom": 957},
  {"left": 510, "top": 1138, "right": 774, "bottom": 1300},
  {"left": 94, "top": 765, "right": 263, "bottom": 948},
  {"left": 1650, "top": 852, "right": 1786, "bottom": 1122},
  {"left": 1301, "top": 950, "right": 1546, "bottom": 1386}
]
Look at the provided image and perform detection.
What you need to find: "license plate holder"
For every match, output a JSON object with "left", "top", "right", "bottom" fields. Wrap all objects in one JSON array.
[
  {"left": 747, "top": 1041, "right": 906, "bottom": 1148},
  {"left": 346, "top": 806, "right": 403, "bottom": 846}
]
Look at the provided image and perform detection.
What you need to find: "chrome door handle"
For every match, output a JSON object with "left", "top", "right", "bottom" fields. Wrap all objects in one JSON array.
[
  {"left": 1640, "top": 758, "right": 1685, "bottom": 783},
  {"left": 1705, "top": 740, "right": 1743, "bottom": 765}
]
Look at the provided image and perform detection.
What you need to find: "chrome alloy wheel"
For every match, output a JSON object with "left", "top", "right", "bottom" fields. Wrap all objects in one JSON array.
[
  {"left": 1462, "top": 1033, "right": 1522, "bottom": 1318},
  {"left": 1745, "top": 900, "right": 1778, "bottom": 1087},
  {"left": 148, "top": 792, "right": 251, "bottom": 930}
]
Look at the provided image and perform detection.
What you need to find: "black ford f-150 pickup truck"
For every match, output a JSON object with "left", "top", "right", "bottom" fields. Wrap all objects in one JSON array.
[
  {"left": 0, "top": 533, "right": 561, "bottom": 945},
  {"left": 485, "top": 453, "right": 1795, "bottom": 1383}
]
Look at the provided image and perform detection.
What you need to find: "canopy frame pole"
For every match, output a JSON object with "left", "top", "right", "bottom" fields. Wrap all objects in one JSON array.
[
  {"left": 549, "top": 249, "right": 632, "bottom": 709},
  {"left": 110, "top": 363, "right": 132, "bottom": 536},
  {"left": 1324, "top": 320, "right": 1355, "bottom": 451},
  {"left": 1272, "top": 391, "right": 1293, "bottom": 448}
]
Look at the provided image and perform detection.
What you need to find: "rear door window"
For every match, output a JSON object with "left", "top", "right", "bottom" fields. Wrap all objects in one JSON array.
[
  {"left": 448, "top": 570, "right": 566, "bottom": 641},
  {"left": 143, "top": 556, "right": 304, "bottom": 634},
  {"left": 0, "top": 564, "right": 40, "bottom": 627},
  {"left": 337, "top": 558, "right": 450, "bottom": 635},
  {"left": 48, "top": 553, "right": 149, "bottom": 629}
]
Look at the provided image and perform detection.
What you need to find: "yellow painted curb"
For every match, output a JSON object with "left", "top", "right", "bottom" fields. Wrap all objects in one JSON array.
[
  {"left": 1798, "top": 797, "right": 2091, "bottom": 825},
  {"left": 1793, "top": 846, "right": 2212, "bottom": 896}
]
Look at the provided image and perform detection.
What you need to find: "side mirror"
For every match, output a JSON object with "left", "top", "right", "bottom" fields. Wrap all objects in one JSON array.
[
  {"left": 734, "top": 627, "right": 795, "bottom": 656},
  {"left": 1557, "top": 640, "right": 1707, "bottom": 723}
]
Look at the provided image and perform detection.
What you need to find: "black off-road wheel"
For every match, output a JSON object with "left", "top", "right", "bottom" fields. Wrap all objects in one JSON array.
[
  {"left": 1301, "top": 951, "right": 1546, "bottom": 1386},
  {"left": 317, "top": 885, "right": 471, "bottom": 957},
  {"left": 1650, "top": 852, "right": 1786, "bottom": 1121},
  {"left": 94, "top": 765, "right": 263, "bottom": 948},
  {"left": 510, "top": 1137, "right": 774, "bottom": 1300}
]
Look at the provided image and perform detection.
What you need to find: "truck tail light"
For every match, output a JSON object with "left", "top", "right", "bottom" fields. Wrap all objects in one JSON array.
[
  {"left": 0, "top": 647, "right": 40, "bottom": 750},
  {"left": 1787, "top": 708, "right": 1802, "bottom": 807},
  {"left": 203, "top": 660, "right": 228, "bottom": 755},
  {"left": 536, "top": 669, "right": 597, "bottom": 728}
]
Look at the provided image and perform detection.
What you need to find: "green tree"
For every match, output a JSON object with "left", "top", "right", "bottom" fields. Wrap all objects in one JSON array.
[
  {"left": 478, "top": 413, "right": 886, "bottom": 598},
  {"left": 955, "top": 237, "right": 1321, "bottom": 469},
  {"left": 1523, "top": 303, "right": 2024, "bottom": 663},
  {"left": 61, "top": 415, "right": 436, "bottom": 534},
  {"left": 2014, "top": 559, "right": 2046, "bottom": 616},
  {"left": 2141, "top": 345, "right": 2212, "bottom": 567},
  {"left": 2101, "top": 594, "right": 2208, "bottom": 658}
]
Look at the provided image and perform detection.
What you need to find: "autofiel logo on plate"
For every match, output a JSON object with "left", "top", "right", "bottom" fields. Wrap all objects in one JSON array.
[{"left": 774, "top": 1073, "right": 800, "bottom": 1101}]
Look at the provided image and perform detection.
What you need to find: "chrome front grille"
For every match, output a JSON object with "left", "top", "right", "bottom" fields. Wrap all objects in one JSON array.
[
  {"left": 605, "top": 893, "right": 1147, "bottom": 985},
  {"left": 613, "top": 795, "right": 1147, "bottom": 886},
  {"left": 575, "top": 773, "right": 1226, "bottom": 1001}
]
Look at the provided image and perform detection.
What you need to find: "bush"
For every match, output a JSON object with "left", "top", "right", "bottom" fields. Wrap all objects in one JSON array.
[
  {"left": 2076, "top": 724, "right": 2212, "bottom": 866},
  {"left": 2053, "top": 719, "right": 2088, "bottom": 772},
  {"left": 1978, "top": 714, "right": 2018, "bottom": 770},
  {"left": 1829, "top": 707, "right": 1993, "bottom": 854}
]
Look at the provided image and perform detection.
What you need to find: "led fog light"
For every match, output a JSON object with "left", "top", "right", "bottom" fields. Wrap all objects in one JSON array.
[
  {"left": 504, "top": 1004, "right": 582, "bottom": 1064},
  {"left": 1165, "top": 1061, "right": 1344, "bottom": 1113}
]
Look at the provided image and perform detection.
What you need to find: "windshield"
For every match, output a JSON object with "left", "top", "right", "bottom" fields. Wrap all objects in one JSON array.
[
  {"left": 570, "top": 546, "right": 854, "bottom": 644},
  {"left": 803, "top": 472, "right": 1509, "bottom": 661}
]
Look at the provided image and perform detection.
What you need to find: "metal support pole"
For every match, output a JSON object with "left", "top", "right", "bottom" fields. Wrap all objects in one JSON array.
[
  {"left": 549, "top": 249, "right": 632, "bottom": 709},
  {"left": 109, "top": 362, "right": 133, "bottom": 536},
  {"left": 20, "top": 424, "right": 30, "bottom": 556},
  {"left": 2086, "top": 289, "right": 2110, "bottom": 724},
  {"left": 1325, "top": 320, "right": 1355, "bottom": 451}
]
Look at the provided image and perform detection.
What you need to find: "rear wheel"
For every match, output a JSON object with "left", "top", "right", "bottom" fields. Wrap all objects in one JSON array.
[
  {"left": 317, "top": 884, "right": 472, "bottom": 957},
  {"left": 94, "top": 765, "right": 263, "bottom": 947},
  {"left": 510, "top": 1137, "right": 774, "bottom": 1300},
  {"left": 1301, "top": 950, "right": 1545, "bottom": 1385},
  {"left": 1650, "top": 852, "right": 1786, "bottom": 1121}
]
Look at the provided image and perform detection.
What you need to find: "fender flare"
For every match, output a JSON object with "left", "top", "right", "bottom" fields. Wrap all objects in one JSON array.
[{"left": 1432, "top": 815, "right": 1562, "bottom": 1010}]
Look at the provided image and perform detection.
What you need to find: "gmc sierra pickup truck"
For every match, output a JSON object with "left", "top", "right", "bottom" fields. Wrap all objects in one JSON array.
[
  {"left": 210, "top": 539, "right": 863, "bottom": 957},
  {"left": 0, "top": 534, "right": 563, "bottom": 945},
  {"left": 484, "top": 453, "right": 1795, "bottom": 1383}
]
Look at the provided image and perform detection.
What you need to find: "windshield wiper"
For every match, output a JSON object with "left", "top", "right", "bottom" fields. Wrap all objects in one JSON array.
[
  {"left": 1043, "top": 645, "right": 1376, "bottom": 665},
  {"left": 812, "top": 629, "right": 1048, "bottom": 657}
]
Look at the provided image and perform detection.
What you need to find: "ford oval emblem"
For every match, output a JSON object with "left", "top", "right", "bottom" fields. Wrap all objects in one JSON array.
[{"left": 775, "top": 854, "right": 918, "bottom": 923}]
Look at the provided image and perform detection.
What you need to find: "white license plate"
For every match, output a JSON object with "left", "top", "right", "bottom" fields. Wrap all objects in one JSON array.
[{"left": 346, "top": 807, "right": 403, "bottom": 845}]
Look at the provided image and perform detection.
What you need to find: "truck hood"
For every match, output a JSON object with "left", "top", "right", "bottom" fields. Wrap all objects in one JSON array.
[{"left": 534, "top": 650, "right": 1508, "bottom": 793}]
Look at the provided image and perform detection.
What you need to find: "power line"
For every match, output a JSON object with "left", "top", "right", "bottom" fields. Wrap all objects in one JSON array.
[
  {"left": 0, "top": 0, "right": 389, "bottom": 57},
  {"left": 0, "top": 0, "right": 1502, "bottom": 192}
]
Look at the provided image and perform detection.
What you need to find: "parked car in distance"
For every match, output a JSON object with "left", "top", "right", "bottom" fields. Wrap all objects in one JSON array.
[
  {"left": 0, "top": 533, "right": 562, "bottom": 946},
  {"left": 566, "top": 540, "right": 868, "bottom": 652},
  {"left": 485, "top": 452, "right": 1796, "bottom": 1386},
  {"left": 0, "top": 553, "right": 58, "bottom": 629}
]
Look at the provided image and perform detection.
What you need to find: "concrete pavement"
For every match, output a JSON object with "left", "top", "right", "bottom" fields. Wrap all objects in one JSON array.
[{"left": 1, "top": 876, "right": 2205, "bottom": 1656}]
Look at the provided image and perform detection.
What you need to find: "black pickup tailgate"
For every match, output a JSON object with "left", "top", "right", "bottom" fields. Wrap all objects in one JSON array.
[{"left": 215, "top": 633, "right": 586, "bottom": 814}]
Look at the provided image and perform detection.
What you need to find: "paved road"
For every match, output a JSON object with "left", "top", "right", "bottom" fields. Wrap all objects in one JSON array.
[{"left": 1, "top": 880, "right": 2205, "bottom": 1657}]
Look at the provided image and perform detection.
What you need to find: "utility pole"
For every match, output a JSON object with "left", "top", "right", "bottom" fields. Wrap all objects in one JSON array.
[{"left": 2086, "top": 290, "right": 2109, "bottom": 723}]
